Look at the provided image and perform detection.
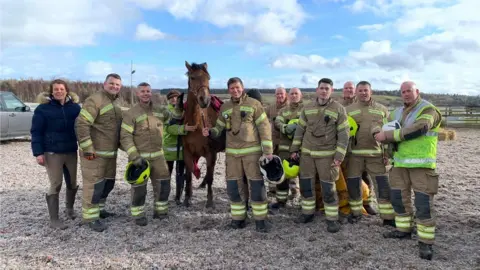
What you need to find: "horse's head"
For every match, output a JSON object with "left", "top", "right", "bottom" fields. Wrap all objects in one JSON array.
[{"left": 185, "top": 61, "right": 211, "bottom": 109}]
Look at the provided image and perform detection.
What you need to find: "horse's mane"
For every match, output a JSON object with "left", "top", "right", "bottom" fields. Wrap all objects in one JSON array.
[{"left": 185, "top": 62, "right": 210, "bottom": 79}]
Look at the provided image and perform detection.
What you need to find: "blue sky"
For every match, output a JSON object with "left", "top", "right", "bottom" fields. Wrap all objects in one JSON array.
[{"left": 1, "top": 0, "right": 479, "bottom": 95}]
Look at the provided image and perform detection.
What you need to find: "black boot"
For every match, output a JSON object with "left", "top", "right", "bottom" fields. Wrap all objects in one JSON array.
[
  {"left": 383, "top": 230, "right": 412, "bottom": 239},
  {"left": 419, "top": 242, "right": 433, "bottom": 260},
  {"left": 65, "top": 186, "right": 78, "bottom": 220},
  {"left": 269, "top": 201, "right": 286, "bottom": 209},
  {"left": 383, "top": 219, "right": 396, "bottom": 228},
  {"left": 255, "top": 220, "right": 270, "bottom": 233},
  {"left": 46, "top": 194, "right": 68, "bottom": 230},
  {"left": 363, "top": 204, "right": 377, "bottom": 215},
  {"left": 227, "top": 219, "right": 246, "bottom": 229},
  {"left": 294, "top": 214, "right": 314, "bottom": 224},
  {"left": 88, "top": 220, "right": 106, "bottom": 232},
  {"left": 326, "top": 220, "right": 340, "bottom": 233},
  {"left": 135, "top": 217, "right": 148, "bottom": 226},
  {"left": 99, "top": 210, "right": 115, "bottom": 219},
  {"left": 347, "top": 214, "right": 362, "bottom": 224}
]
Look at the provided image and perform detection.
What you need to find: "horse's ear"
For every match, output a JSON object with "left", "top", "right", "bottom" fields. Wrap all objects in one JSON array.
[
  {"left": 202, "top": 62, "right": 208, "bottom": 70},
  {"left": 185, "top": 61, "right": 192, "bottom": 72}
]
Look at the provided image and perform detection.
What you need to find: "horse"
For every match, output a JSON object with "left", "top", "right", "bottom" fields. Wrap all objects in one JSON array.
[{"left": 175, "top": 61, "right": 226, "bottom": 208}]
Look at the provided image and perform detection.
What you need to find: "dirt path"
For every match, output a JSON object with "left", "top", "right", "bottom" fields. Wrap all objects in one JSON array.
[{"left": 0, "top": 129, "right": 479, "bottom": 269}]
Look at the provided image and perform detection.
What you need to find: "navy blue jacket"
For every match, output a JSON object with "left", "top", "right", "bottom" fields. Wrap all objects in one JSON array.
[{"left": 31, "top": 92, "right": 81, "bottom": 157}]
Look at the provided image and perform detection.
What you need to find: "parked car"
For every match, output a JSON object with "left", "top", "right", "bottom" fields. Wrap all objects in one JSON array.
[{"left": 0, "top": 91, "right": 34, "bottom": 141}]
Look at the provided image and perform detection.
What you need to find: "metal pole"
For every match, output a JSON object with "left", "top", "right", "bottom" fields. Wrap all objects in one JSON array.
[{"left": 130, "top": 60, "right": 134, "bottom": 107}]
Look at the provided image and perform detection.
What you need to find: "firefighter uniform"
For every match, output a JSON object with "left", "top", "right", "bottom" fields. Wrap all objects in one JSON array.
[
  {"left": 265, "top": 101, "right": 288, "bottom": 193},
  {"left": 381, "top": 98, "right": 442, "bottom": 259},
  {"left": 121, "top": 102, "right": 180, "bottom": 223},
  {"left": 163, "top": 103, "right": 187, "bottom": 174},
  {"left": 346, "top": 99, "right": 395, "bottom": 223},
  {"left": 340, "top": 96, "right": 376, "bottom": 211},
  {"left": 75, "top": 90, "right": 123, "bottom": 229},
  {"left": 290, "top": 98, "right": 349, "bottom": 232},
  {"left": 209, "top": 93, "right": 273, "bottom": 232},
  {"left": 271, "top": 101, "right": 304, "bottom": 205}
]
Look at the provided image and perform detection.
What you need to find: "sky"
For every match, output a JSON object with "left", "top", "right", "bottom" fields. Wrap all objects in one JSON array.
[{"left": 1, "top": 0, "right": 479, "bottom": 95}]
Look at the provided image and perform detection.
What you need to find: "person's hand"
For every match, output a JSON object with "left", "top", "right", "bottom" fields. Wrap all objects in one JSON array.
[
  {"left": 132, "top": 156, "right": 146, "bottom": 167},
  {"left": 283, "top": 124, "right": 297, "bottom": 135},
  {"left": 259, "top": 154, "right": 273, "bottom": 166},
  {"left": 83, "top": 152, "right": 96, "bottom": 160},
  {"left": 331, "top": 159, "right": 342, "bottom": 167},
  {"left": 290, "top": 152, "right": 299, "bottom": 160},
  {"left": 264, "top": 154, "right": 273, "bottom": 161},
  {"left": 185, "top": 124, "right": 196, "bottom": 132},
  {"left": 374, "top": 131, "right": 386, "bottom": 142},
  {"left": 36, "top": 155, "right": 45, "bottom": 166},
  {"left": 202, "top": 127, "right": 210, "bottom": 137},
  {"left": 383, "top": 157, "right": 390, "bottom": 166}
]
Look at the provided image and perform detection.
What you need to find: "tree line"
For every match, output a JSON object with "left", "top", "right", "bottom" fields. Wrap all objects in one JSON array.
[{"left": 1, "top": 79, "right": 479, "bottom": 107}]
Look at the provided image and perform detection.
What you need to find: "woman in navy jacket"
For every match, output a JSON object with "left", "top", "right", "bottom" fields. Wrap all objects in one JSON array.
[{"left": 31, "top": 79, "right": 81, "bottom": 229}]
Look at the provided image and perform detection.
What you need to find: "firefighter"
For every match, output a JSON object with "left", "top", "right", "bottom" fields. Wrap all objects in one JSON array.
[
  {"left": 345, "top": 81, "right": 395, "bottom": 226},
  {"left": 375, "top": 81, "right": 442, "bottom": 260},
  {"left": 75, "top": 73, "right": 123, "bottom": 232},
  {"left": 270, "top": 87, "right": 304, "bottom": 208},
  {"left": 340, "top": 81, "right": 377, "bottom": 215},
  {"left": 265, "top": 87, "right": 288, "bottom": 195},
  {"left": 30, "top": 79, "right": 81, "bottom": 229},
  {"left": 290, "top": 78, "right": 349, "bottom": 233},
  {"left": 120, "top": 82, "right": 183, "bottom": 226},
  {"left": 202, "top": 77, "right": 273, "bottom": 233}
]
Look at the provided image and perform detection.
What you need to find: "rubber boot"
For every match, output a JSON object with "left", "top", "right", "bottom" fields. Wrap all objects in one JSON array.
[
  {"left": 419, "top": 242, "right": 433, "bottom": 260},
  {"left": 255, "top": 220, "right": 270, "bottom": 233},
  {"left": 65, "top": 186, "right": 78, "bottom": 220},
  {"left": 99, "top": 209, "right": 115, "bottom": 219},
  {"left": 383, "top": 219, "right": 396, "bottom": 228},
  {"left": 227, "top": 219, "right": 246, "bottom": 229},
  {"left": 46, "top": 194, "right": 68, "bottom": 230},
  {"left": 363, "top": 204, "right": 377, "bottom": 215},
  {"left": 135, "top": 217, "right": 148, "bottom": 226},
  {"left": 294, "top": 214, "right": 314, "bottom": 224},
  {"left": 347, "top": 214, "right": 362, "bottom": 224},
  {"left": 326, "top": 220, "right": 340, "bottom": 233},
  {"left": 88, "top": 220, "right": 106, "bottom": 232},
  {"left": 383, "top": 230, "right": 412, "bottom": 239}
]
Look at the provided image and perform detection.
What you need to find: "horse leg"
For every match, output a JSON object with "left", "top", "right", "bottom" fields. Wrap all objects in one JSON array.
[
  {"left": 174, "top": 160, "right": 185, "bottom": 205},
  {"left": 204, "top": 151, "right": 217, "bottom": 208},
  {"left": 182, "top": 150, "right": 195, "bottom": 207}
]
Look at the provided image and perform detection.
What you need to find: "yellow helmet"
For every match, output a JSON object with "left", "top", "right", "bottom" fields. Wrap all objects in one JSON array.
[
  {"left": 347, "top": 116, "right": 358, "bottom": 137},
  {"left": 282, "top": 158, "right": 299, "bottom": 179},
  {"left": 287, "top": 119, "right": 299, "bottom": 139},
  {"left": 124, "top": 159, "right": 150, "bottom": 185}
]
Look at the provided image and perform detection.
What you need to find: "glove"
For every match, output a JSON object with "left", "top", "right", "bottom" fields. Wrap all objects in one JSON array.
[
  {"left": 175, "top": 92, "right": 184, "bottom": 110},
  {"left": 283, "top": 124, "right": 297, "bottom": 135},
  {"left": 83, "top": 152, "right": 96, "bottom": 160},
  {"left": 132, "top": 156, "right": 146, "bottom": 167},
  {"left": 259, "top": 154, "right": 273, "bottom": 166}
]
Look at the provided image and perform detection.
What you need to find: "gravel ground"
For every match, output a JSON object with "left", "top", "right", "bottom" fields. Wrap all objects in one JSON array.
[{"left": 0, "top": 129, "right": 479, "bottom": 269}]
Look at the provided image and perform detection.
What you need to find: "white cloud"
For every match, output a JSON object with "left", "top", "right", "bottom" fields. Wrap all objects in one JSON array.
[
  {"left": 357, "top": 24, "right": 385, "bottom": 31},
  {"left": 134, "top": 23, "right": 167, "bottom": 40},
  {"left": 271, "top": 54, "right": 342, "bottom": 71}
]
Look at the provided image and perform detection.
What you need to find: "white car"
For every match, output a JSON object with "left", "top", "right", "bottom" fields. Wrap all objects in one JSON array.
[{"left": 0, "top": 91, "right": 34, "bottom": 141}]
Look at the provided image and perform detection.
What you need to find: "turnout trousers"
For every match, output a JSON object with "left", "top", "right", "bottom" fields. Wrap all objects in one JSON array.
[
  {"left": 299, "top": 154, "right": 339, "bottom": 221},
  {"left": 130, "top": 156, "right": 171, "bottom": 219},
  {"left": 390, "top": 167, "right": 439, "bottom": 244},
  {"left": 226, "top": 154, "right": 268, "bottom": 221},
  {"left": 347, "top": 155, "right": 395, "bottom": 220},
  {"left": 80, "top": 156, "right": 116, "bottom": 222},
  {"left": 274, "top": 151, "right": 299, "bottom": 203}
]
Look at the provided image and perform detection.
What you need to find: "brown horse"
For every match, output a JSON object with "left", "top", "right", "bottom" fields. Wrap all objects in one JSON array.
[{"left": 176, "top": 61, "right": 225, "bottom": 207}]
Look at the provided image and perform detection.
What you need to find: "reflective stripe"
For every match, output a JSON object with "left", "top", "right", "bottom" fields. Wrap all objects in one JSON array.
[
  {"left": 393, "top": 157, "right": 436, "bottom": 167},
  {"left": 324, "top": 205, "right": 339, "bottom": 217},
  {"left": 276, "top": 116, "right": 285, "bottom": 122},
  {"left": 368, "top": 109, "right": 385, "bottom": 117},
  {"left": 121, "top": 123, "right": 134, "bottom": 133},
  {"left": 136, "top": 114, "right": 147, "bottom": 123},
  {"left": 96, "top": 151, "right": 117, "bottom": 157},
  {"left": 79, "top": 139, "right": 92, "bottom": 149},
  {"left": 127, "top": 146, "right": 137, "bottom": 155},
  {"left": 278, "top": 145, "right": 290, "bottom": 151},
  {"left": 351, "top": 148, "right": 382, "bottom": 155},
  {"left": 100, "top": 104, "right": 114, "bottom": 115},
  {"left": 131, "top": 205, "right": 145, "bottom": 216},
  {"left": 231, "top": 203, "right": 246, "bottom": 217},
  {"left": 378, "top": 203, "right": 395, "bottom": 215},
  {"left": 395, "top": 215, "right": 413, "bottom": 229},
  {"left": 164, "top": 147, "right": 183, "bottom": 152},
  {"left": 292, "top": 140, "right": 301, "bottom": 146},
  {"left": 80, "top": 109, "right": 94, "bottom": 124},
  {"left": 155, "top": 201, "right": 168, "bottom": 213},
  {"left": 153, "top": 112, "right": 164, "bottom": 118},
  {"left": 216, "top": 119, "right": 225, "bottom": 127},
  {"left": 282, "top": 111, "right": 292, "bottom": 117},
  {"left": 82, "top": 207, "right": 99, "bottom": 220},
  {"left": 251, "top": 203, "right": 268, "bottom": 216},
  {"left": 140, "top": 150, "right": 164, "bottom": 159},
  {"left": 337, "top": 120, "right": 349, "bottom": 131},
  {"left": 240, "top": 106, "right": 254, "bottom": 113},
  {"left": 262, "top": 140, "right": 272, "bottom": 148},
  {"left": 324, "top": 110, "right": 338, "bottom": 119},
  {"left": 393, "top": 129, "right": 401, "bottom": 142},
  {"left": 417, "top": 224, "right": 435, "bottom": 240},
  {"left": 305, "top": 109, "right": 318, "bottom": 115},
  {"left": 298, "top": 118, "right": 306, "bottom": 127},
  {"left": 348, "top": 110, "right": 361, "bottom": 116},
  {"left": 255, "top": 112, "right": 267, "bottom": 125},
  {"left": 226, "top": 146, "right": 262, "bottom": 155},
  {"left": 349, "top": 200, "right": 363, "bottom": 211},
  {"left": 302, "top": 200, "right": 315, "bottom": 210},
  {"left": 336, "top": 146, "right": 346, "bottom": 156},
  {"left": 276, "top": 191, "right": 288, "bottom": 200},
  {"left": 301, "top": 147, "right": 336, "bottom": 157}
]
